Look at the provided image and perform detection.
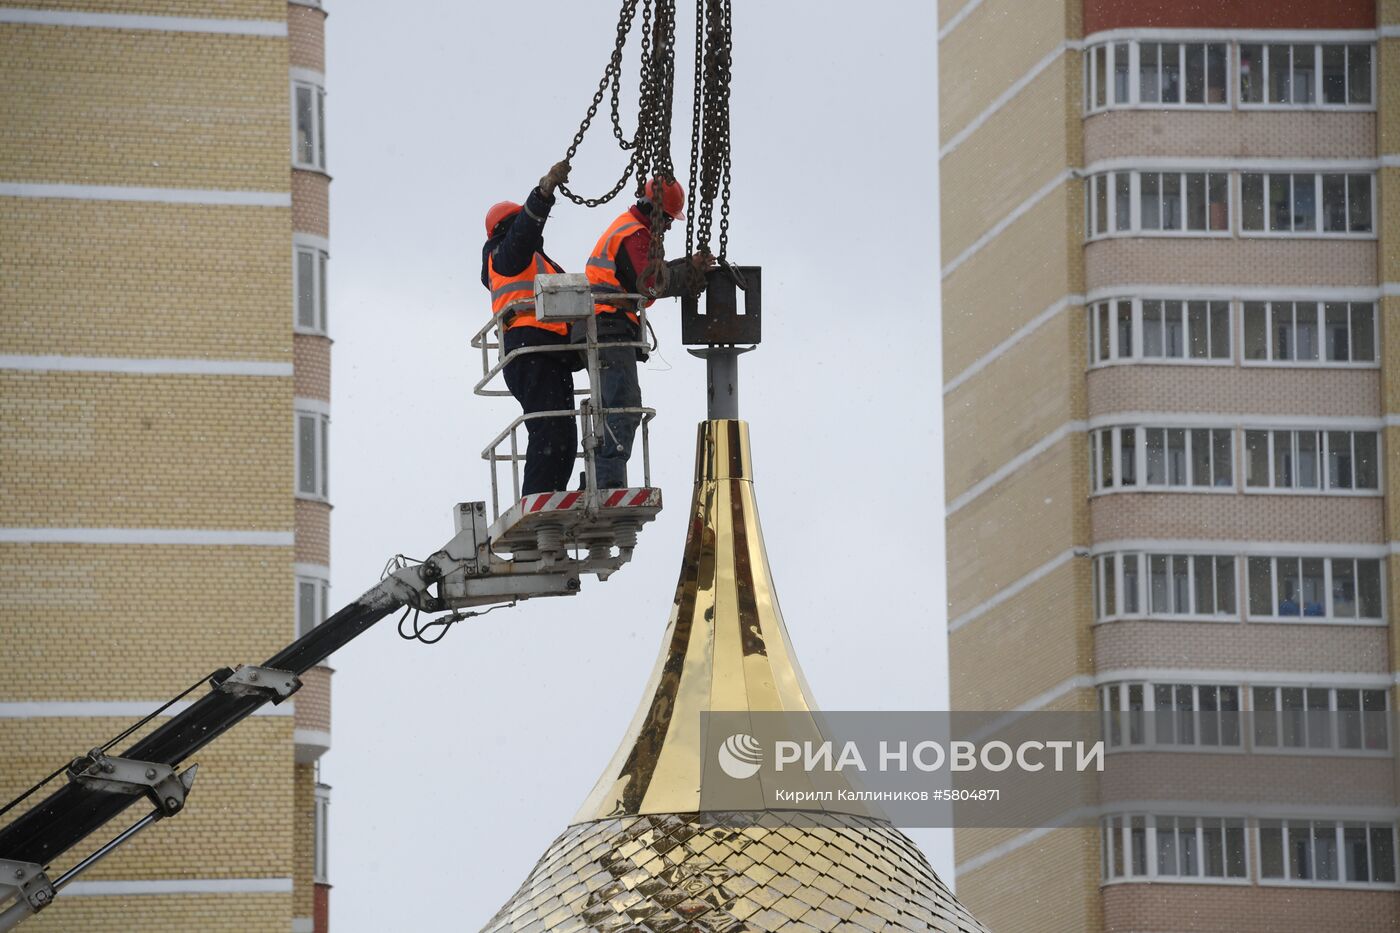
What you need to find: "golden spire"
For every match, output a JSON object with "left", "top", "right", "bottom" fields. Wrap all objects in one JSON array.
[{"left": 484, "top": 421, "right": 989, "bottom": 932}]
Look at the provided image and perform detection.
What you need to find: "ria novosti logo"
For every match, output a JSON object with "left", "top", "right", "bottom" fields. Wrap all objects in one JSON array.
[{"left": 717, "top": 733, "right": 764, "bottom": 779}]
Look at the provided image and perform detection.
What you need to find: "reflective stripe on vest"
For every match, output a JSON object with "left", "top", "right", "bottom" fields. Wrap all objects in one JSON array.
[
  {"left": 585, "top": 213, "right": 648, "bottom": 322},
  {"left": 488, "top": 252, "right": 568, "bottom": 335}
]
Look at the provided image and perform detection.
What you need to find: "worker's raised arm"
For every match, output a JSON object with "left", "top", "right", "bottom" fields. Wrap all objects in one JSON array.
[{"left": 488, "top": 161, "right": 570, "bottom": 278}]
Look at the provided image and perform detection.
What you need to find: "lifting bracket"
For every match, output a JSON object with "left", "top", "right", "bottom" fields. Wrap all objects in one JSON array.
[
  {"left": 212, "top": 664, "right": 302, "bottom": 704},
  {"left": 66, "top": 750, "right": 190, "bottom": 818}
]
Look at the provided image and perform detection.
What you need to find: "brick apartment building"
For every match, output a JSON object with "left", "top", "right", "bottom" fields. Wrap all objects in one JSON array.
[
  {"left": 940, "top": 0, "right": 1400, "bottom": 930},
  {"left": 2, "top": 2, "right": 334, "bottom": 930}
]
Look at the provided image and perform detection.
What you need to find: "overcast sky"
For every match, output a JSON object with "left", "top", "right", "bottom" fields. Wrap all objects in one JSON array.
[{"left": 322, "top": 2, "right": 943, "bottom": 927}]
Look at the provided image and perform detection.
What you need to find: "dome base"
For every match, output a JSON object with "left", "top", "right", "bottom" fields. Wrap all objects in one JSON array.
[{"left": 483, "top": 810, "right": 988, "bottom": 932}]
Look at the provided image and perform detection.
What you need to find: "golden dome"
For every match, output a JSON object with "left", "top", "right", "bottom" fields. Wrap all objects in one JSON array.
[{"left": 484, "top": 421, "right": 988, "bottom": 932}]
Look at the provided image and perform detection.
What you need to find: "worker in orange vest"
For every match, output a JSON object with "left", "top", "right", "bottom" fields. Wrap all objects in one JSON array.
[
  {"left": 481, "top": 160, "right": 576, "bottom": 496},
  {"left": 584, "top": 177, "right": 715, "bottom": 488}
]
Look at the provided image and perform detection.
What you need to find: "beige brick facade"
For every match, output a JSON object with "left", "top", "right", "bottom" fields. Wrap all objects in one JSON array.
[
  {"left": 294, "top": 336, "right": 332, "bottom": 401},
  {"left": 945, "top": 308, "right": 1084, "bottom": 501},
  {"left": 1090, "top": 492, "right": 1386, "bottom": 544},
  {"left": 23, "top": 893, "right": 293, "bottom": 933},
  {"left": 0, "top": 543, "right": 293, "bottom": 700},
  {"left": 288, "top": 4, "right": 325, "bottom": 73},
  {"left": 942, "top": 61, "right": 1078, "bottom": 261},
  {"left": 0, "top": 717, "right": 294, "bottom": 878},
  {"left": 1085, "top": 109, "right": 1377, "bottom": 162},
  {"left": 1102, "top": 884, "right": 1400, "bottom": 932},
  {"left": 295, "top": 498, "right": 331, "bottom": 566},
  {"left": 0, "top": 200, "right": 293, "bottom": 361},
  {"left": 1085, "top": 237, "right": 1378, "bottom": 290},
  {"left": 1095, "top": 618, "right": 1391, "bottom": 673},
  {"left": 292, "top": 763, "right": 317, "bottom": 918},
  {"left": 0, "top": 27, "right": 288, "bottom": 190},
  {"left": 16, "top": 0, "right": 284, "bottom": 17},
  {"left": 955, "top": 829, "right": 1102, "bottom": 933},
  {"left": 939, "top": 0, "right": 1075, "bottom": 141},
  {"left": 1087, "top": 365, "right": 1381, "bottom": 419},
  {"left": 949, "top": 559, "right": 1092, "bottom": 709},
  {"left": 1, "top": 5, "right": 332, "bottom": 929},
  {"left": 943, "top": 185, "right": 1082, "bottom": 377},
  {"left": 292, "top": 169, "right": 329, "bottom": 236},
  {"left": 946, "top": 439, "right": 1085, "bottom": 617},
  {"left": 295, "top": 665, "right": 332, "bottom": 736},
  {"left": 0, "top": 371, "right": 293, "bottom": 529}
]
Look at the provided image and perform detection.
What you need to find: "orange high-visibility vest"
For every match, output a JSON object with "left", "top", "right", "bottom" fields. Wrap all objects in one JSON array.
[
  {"left": 585, "top": 210, "right": 653, "bottom": 323},
  {"left": 488, "top": 252, "right": 569, "bottom": 335}
]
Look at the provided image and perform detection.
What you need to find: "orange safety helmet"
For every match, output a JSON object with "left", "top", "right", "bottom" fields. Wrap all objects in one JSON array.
[
  {"left": 485, "top": 200, "right": 522, "bottom": 236},
  {"left": 644, "top": 177, "right": 685, "bottom": 220}
]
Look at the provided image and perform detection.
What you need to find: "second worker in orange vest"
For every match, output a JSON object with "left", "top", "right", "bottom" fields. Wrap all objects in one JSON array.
[
  {"left": 584, "top": 177, "right": 716, "bottom": 488},
  {"left": 481, "top": 160, "right": 576, "bottom": 496}
]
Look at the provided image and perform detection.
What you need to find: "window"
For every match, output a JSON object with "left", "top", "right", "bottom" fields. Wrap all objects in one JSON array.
[
  {"left": 1102, "top": 682, "right": 1241, "bottom": 748},
  {"left": 1259, "top": 820, "right": 1395, "bottom": 885},
  {"left": 314, "top": 783, "right": 330, "bottom": 884},
  {"left": 1242, "top": 301, "right": 1375, "bottom": 364},
  {"left": 1243, "top": 429, "right": 1379, "bottom": 492},
  {"left": 1091, "top": 426, "right": 1233, "bottom": 492},
  {"left": 293, "top": 78, "right": 327, "bottom": 171},
  {"left": 1103, "top": 815, "right": 1247, "bottom": 881},
  {"left": 1138, "top": 42, "right": 1229, "bottom": 106},
  {"left": 1139, "top": 172, "right": 1229, "bottom": 233},
  {"left": 1240, "top": 43, "right": 1373, "bottom": 107},
  {"left": 1240, "top": 173, "right": 1373, "bottom": 235},
  {"left": 1094, "top": 553, "right": 1235, "bottom": 621},
  {"left": 296, "top": 408, "right": 331, "bottom": 499},
  {"left": 1085, "top": 42, "right": 1132, "bottom": 110},
  {"left": 1090, "top": 299, "right": 1230, "bottom": 364},
  {"left": 1086, "top": 171, "right": 1228, "bottom": 238},
  {"left": 296, "top": 573, "right": 330, "bottom": 638},
  {"left": 294, "top": 240, "right": 329, "bottom": 334},
  {"left": 1086, "top": 41, "right": 1227, "bottom": 110},
  {"left": 1245, "top": 556, "right": 1383, "bottom": 621},
  {"left": 1253, "top": 686, "right": 1389, "bottom": 752}
]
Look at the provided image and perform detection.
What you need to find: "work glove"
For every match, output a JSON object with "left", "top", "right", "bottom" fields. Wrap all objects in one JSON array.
[{"left": 539, "top": 160, "right": 571, "bottom": 197}]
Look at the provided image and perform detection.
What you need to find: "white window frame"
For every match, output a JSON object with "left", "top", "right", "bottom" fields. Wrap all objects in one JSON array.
[
  {"left": 314, "top": 783, "right": 331, "bottom": 885},
  {"left": 1086, "top": 40, "right": 1231, "bottom": 112},
  {"left": 293, "top": 234, "right": 330, "bottom": 336},
  {"left": 1258, "top": 820, "right": 1398, "bottom": 888},
  {"left": 291, "top": 69, "right": 327, "bottom": 172},
  {"left": 295, "top": 564, "right": 331, "bottom": 638},
  {"left": 1244, "top": 555, "right": 1385, "bottom": 624},
  {"left": 1238, "top": 171, "right": 1375, "bottom": 238},
  {"left": 1240, "top": 299, "right": 1377, "bottom": 368},
  {"left": 1238, "top": 42, "right": 1376, "bottom": 111},
  {"left": 1241, "top": 427, "right": 1381, "bottom": 495},
  {"left": 1251, "top": 685, "right": 1390, "bottom": 755},
  {"left": 1101, "top": 682, "right": 1243, "bottom": 749},
  {"left": 1085, "top": 170, "right": 1231, "bottom": 240},
  {"left": 1134, "top": 40, "right": 1233, "bottom": 109},
  {"left": 1089, "top": 297, "right": 1233, "bottom": 366},
  {"left": 1102, "top": 814, "right": 1250, "bottom": 884},
  {"left": 1093, "top": 552, "right": 1239, "bottom": 623},
  {"left": 295, "top": 401, "right": 331, "bottom": 501},
  {"left": 1090, "top": 425, "right": 1236, "bottom": 494}
]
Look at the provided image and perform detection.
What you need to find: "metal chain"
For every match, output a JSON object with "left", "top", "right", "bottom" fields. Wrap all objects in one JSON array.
[
  {"left": 557, "top": 0, "right": 645, "bottom": 207},
  {"left": 637, "top": 0, "right": 679, "bottom": 289},
  {"left": 558, "top": 0, "right": 734, "bottom": 285},
  {"left": 684, "top": 0, "right": 734, "bottom": 279}
]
